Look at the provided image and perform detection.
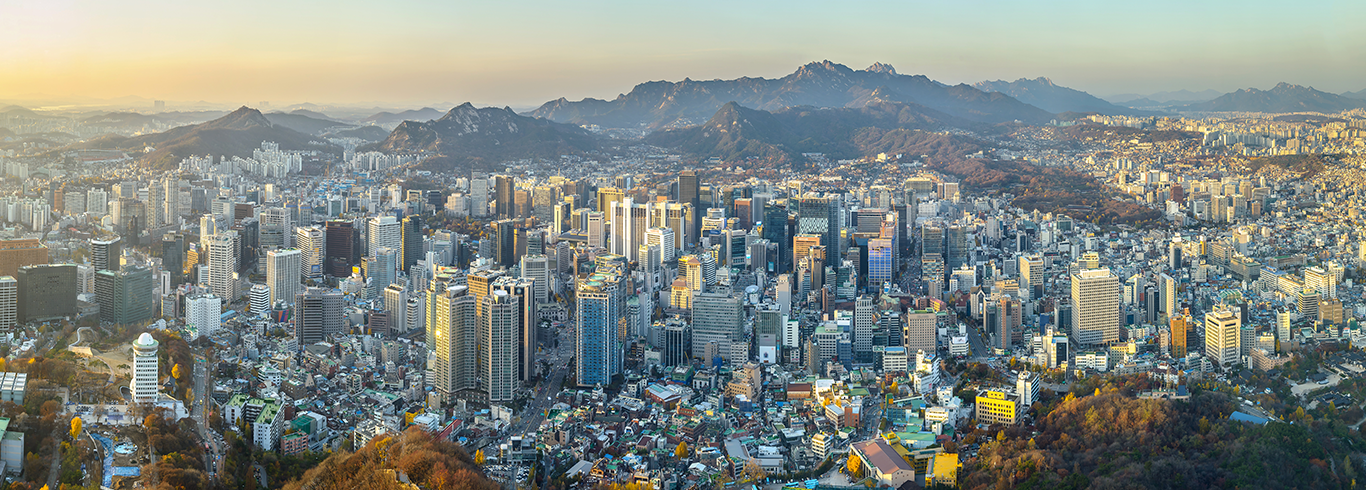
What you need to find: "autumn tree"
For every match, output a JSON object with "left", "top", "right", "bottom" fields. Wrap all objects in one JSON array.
[
  {"left": 743, "top": 459, "right": 766, "bottom": 482},
  {"left": 846, "top": 454, "right": 862, "bottom": 478},
  {"left": 172, "top": 363, "right": 182, "bottom": 380},
  {"left": 69, "top": 417, "right": 81, "bottom": 440},
  {"left": 675, "top": 441, "right": 688, "bottom": 459}
]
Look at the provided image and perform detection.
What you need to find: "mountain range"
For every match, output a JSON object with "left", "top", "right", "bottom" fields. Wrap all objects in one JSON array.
[
  {"left": 973, "top": 78, "right": 1155, "bottom": 115},
  {"left": 363, "top": 103, "right": 597, "bottom": 172},
  {"left": 76, "top": 106, "right": 332, "bottom": 169},
  {"left": 1180, "top": 83, "right": 1366, "bottom": 113},
  {"left": 531, "top": 61, "right": 1057, "bottom": 129}
]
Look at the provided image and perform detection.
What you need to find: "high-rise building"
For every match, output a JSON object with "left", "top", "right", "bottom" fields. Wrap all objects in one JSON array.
[
  {"left": 384, "top": 284, "right": 408, "bottom": 332},
  {"left": 401, "top": 215, "right": 422, "bottom": 273},
  {"left": 691, "top": 291, "right": 743, "bottom": 363},
  {"left": 1205, "top": 308, "right": 1240, "bottom": 367},
  {"left": 1071, "top": 268, "right": 1120, "bottom": 346},
  {"left": 853, "top": 295, "right": 875, "bottom": 357},
  {"left": 161, "top": 234, "right": 185, "bottom": 288},
  {"left": 520, "top": 254, "right": 550, "bottom": 304},
  {"left": 1170, "top": 313, "right": 1189, "bottom": 358},
  {"left": 432, "top": 285, "right": 477, "bottom": 401},
  {"left": 295, "top": 226, "right": 325, "bottom": 280},
  {"left": 294, "top": 288, "right": 344, "bottom": 344},
  {"left": 266, "top": 249, "right": 302, "bottom": 308},
  {"left": 325, "top": 220, "right": 359, "bottom": 277},
  {"left": 130, "top": 333, "right": 159, "bottom": 403},
  {"left": 904, "top": 309, "right": 936, "bottom": 354},
  {"left": 208, "top": 231, "right": 240, "bottom": 301},
  {"left": 367, "top": 247, "right": 398, "bottom": 290},
  {"left": 16, "top": 264, "right": 76, "bottom": 323},
  {"left": 0, "top": 277, "right": 14, "bottom": 330},
  {"left": 250, "top": 284, "right": 270, "bottom": 317},
  {"left": 186, "top": 293, "right": 221, "bottom": 338},
  {"left": 1019, "top": 254, "right": 1044, "bottom": 301},
  {"left": 1304, "top": 266, "right": 1337, "bottom": 299},
  {"left": 480, "top": 290, "right": 520, "bottom": 403},
  {"left": 492, "top": 276, "right": 538, "bottom": 382},
  {"left": 798, "top": 194, "right": 839, "bottom": 260},
  {"left": 577, "top": 264, "right": 623, "bottom": 386},
  {"left": 95, "top": 266, "right": 157, "bottom": 325},
  {"left": 259, "top": 207, "right": 291, "bottom": 251},
  {"left": 368, "top": 216, "right": 401, "bottom": 259},
  {"left": 494, "top": 175, "right": 515, "bottom": 218},
  {"left": 1277, "top": 310, "right": 1293, "bottom": 347},
  {"left": 867, "top": 238, "right": 894, "bottom": 291},
  {"left": 90, "top": 238, "right": 120, "bottom": 273}
]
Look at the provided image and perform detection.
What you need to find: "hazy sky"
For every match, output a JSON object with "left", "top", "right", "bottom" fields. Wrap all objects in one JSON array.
[{"left": 3, "top": 0, "right": 1365, "bottom": 108}]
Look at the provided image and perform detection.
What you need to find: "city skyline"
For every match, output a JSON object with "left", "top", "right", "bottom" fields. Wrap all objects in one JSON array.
[{"left": 3, "top": 0, "right": 1366, "bottom": 108}]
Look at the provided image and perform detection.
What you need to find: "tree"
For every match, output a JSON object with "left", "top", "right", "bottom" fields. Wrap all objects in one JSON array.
[
  {"left": 743, "top": 459, "right": 767, "bottom": 482},
  {"left": 172, "top": 363, "right": 182, "bottom": 380},
  {"left": 69, "top": 417, "right": 81, "bottom": 440},
  {"left": 474, "top": 449, "right": 486, "bottom": 465},
  {"left": 675, "top": 441, "right": 689, "bottom": 459},
  {"left": 847, "top": 454, "right": 862, "bottom": 477}
]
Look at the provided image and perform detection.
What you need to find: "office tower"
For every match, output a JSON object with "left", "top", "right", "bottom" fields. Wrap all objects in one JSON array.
[
  {"left": 90, "top": 238, "right": 120, "bottom": 273},
  {"left": 946, "top": 225, "right": 969, "bottom": 270},
  {"left": 520, "top": 254, "right": 550, "bottom": 304},
  {"left": 1304, "top": 266, "right": 1336, "bottom": 299},
  {"left": 1157, "top": 273, "right": 1177, "bottom": 319},
  {"left": 163, "top": 179, "right": 181, "bottom": 225},
  {"left": 0, "top": 277, "right": 13, "bottom": 330},
  {"left": 383, "top": 284, "right": 407, "bottom": 332},
  {"left": 147, "top": 179, "right": 165, "bottom": 227},
  {"left": 762, "top": 201, "right": 789, "bottom": 273},
  {"left": 294, "top": 288, "right": 343, "bottom": 344},
  {"left": 266, "top": 249, "right": 302, "bottom": 307},
  {"left": 904, "top": 309, "right": 935, "bottom": 353},
  {"left": 186, "top": 293, "right": 221, "bottom": 338},
  {"left": 95, "top": 266, "right": 156, "bottom": 325},
  {"left": 480, "top": 290, "right": 520, "bottom": 402},
  {"left": 401, "top": 215, "right": 422, "bottom": 273},
  {"left": 130, "top": 333, "right": 159, "bottom": 403},
  {"left": 249, "top": 284, "right": 270, "bottom": 316},
  {"left": 678, "top": 170, "right": 699, "bottom": 212},
  {"left": 1170, "top": 313, "right": 1188, "bottom": 358},
  {"left": 1080, "top": 251, "right": 1100, "bottom": 270},
  {"left": 646, "top": 227, "right": 676, "bottom": 265},
  {"left": 367, "top": 247, "right": 398, "bottom": 290},
  {"left": 921, "top": 224, "right": 945, "bottom": 257},
  {"left": 1297, "top": 289, "right": 1321, "bottom": 319},
  {"left": 1205, "top": 308, "right": 1240, "bottom": 367},
  {"left": 470, "top": 176, "right": 490, "bottom": 217},
  {"left": 491, "top": 277, "right": 538, "bottom": 383},
  {"left": 433, "top": 285, "right": 477, "bottom": 400},
  {"left": 1019, "top": 254, "right": 1044, "bottom": 301},
  {"left": 495, "top": 175, "right": 514, "bottom": 218},
  {"left": 776, "top": 274, "right": 793, "bottom": 318},
  {"left": 258, "top": 207, "right": 290, "bottom": 251},
  {"left": 662, "top": 320, "right": 690, "bottom": 366},
  {"left": 576, "top": 264, "right": 623, "bottom": 386},
  {"left": 208, "top": 231, "right": 240, "bottom": 301},
  {"left": 368, "top": 216, "right": 401, "bottom": 260},
  {"left": 295, "top": 226, "right": 325, "bottom": 280},
  {"left": 467, "top": 268, "right": 505, "bottom": 320},
  {"left": 161, "top": 234, "right": 184, "bottom": 288},
  {"left": 1320, "top": 298, "right": 1344, "bottom": 325},
  {"left": 853, "top": 295, "right": 875, "bottom": 357},
  {"left": 1277, "top": 310, "right": 1293, "bottom": 346},
  {"left": 691, "top": 292, "right": 743, "bottom": 363},
  {"left": 325, "top": 220, "right": 359, "bottom": 277},
  {"left": 1169, "top": 239, "right": 1183, "bottom": 270},
  {"left": 867, "top": 238, "right": 894, "bottom": 291},
  {"left": 585, "top": 212, "right": 606, "bottom": 249},
  {"left": 1071, "top": 268, "right": 1119, "bottom": 346},
  {"left": 511, "top": 189, "right": 531, "bottom": 218},
  {"left": 16, "top": 264, "right": 76, "bottom": 323},
  {"left": 532, "top": 185, "right": 560, "bottom": 223},
  {"left": 86, "top": 188, "right": 109, "bottom": 216},
  {"left": 798, "top": 194, "right": 839, "bottom": 259}
]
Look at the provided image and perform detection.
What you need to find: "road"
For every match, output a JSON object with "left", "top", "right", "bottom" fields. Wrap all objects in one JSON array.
[
  {"left": 192, "top": 355, "right": 224, "bottom": 477},
  {"left": 509, "top": 324, "right": 574, "bottom": 435}
]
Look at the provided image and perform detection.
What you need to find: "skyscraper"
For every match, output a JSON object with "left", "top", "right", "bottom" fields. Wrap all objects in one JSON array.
[
  {"left": 162, "top": 234, "right": 185, "bottom": 289},
  {"left": 691, "top": 291, "right": 743, "bottom": 363},
  {"left": 401, "top": 215, "right": 423, "bottom": 273},
  {"left": 95, "top": 266, "right": 157, "bottom": 325},
  {"left": 130, "top": 333, "right": 159, "bottom": 403},
  {"left": 1205, "top": 308, "right": 1240, "bottom": 367},
  {"left": 368, "top": 216, "right": 401, "bottom": 259},
  {"left": 17, "top": 264, "right": 76, "bottom": 323},
  {"left": 91, "top": 237, "right": 121, "bottom": 273},
  {"left": 480, "top": 290, "right": 519, "bottom": 403},
  {"left": 266, "top": 248, "right": 302, "bottom": 308},
  {"left": 433, "top": 285, "right": 477, "bottom": 400},
  {"left": 186, "top": 293, "right": 221, "bottom": 338},
  {"left": 853, "top": 295, "right": 875, "bottom": 357},
  {"left": 1071, "top": 267, "right": 1120, "bottom": 346},
  {"left": 904, "top": 309, "right": 936, "bottom": 354},
  {"left": 798, "top": 194, "right": 839, "bottom": 260},
  {"left": 208, "top": 231, "right": 240, "bottom": 301},
  {"left": 294, "top": 288, "right": 343, "bottom": 344},
  {"left": 495, "top": 175, "right": 514, "bottom": 218},
  {"left": 325, "top": 220, "right": 359, "bottom": 277},
  {"left": 295, "top": 226, "right": 325, "bottom": 280},
  {"left": 577, "top": 263, "right": 623, "bottom": 386},
  {"left": 0, "top": 277, "right": 14, "bottom": 330}
]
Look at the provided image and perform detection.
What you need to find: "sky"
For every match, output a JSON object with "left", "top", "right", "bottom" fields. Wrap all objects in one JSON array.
[{"left": 2, "top": 0, "right": 1365, "bottom": 109}]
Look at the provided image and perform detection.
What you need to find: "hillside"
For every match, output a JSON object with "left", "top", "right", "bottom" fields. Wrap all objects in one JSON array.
[
  {"left": 1182, "top": 83, "right": 1366, "bottom": 113},
  {"left": 643, "top": 99, "right": 982, "bottom": 166},
  {"left": 280, "top": 428, "right": 496, "bottom": 490},
  {"left": 961, "top": 387, "right": 1357, "bottom": 489},
  {"left": 974, "top": 77, "right": 1155, "bottom": 115},
  {"left": 362, "top": 107, "right": 445, "bottom": 127},
  {"left": 532, "top": 61, "right": 1054, "bottom": 129},
  {"left": 79, "top": 106, "right": 333, "bottom": 169},
  {"left": 323, "top": 125, "right": 391, "bottom": 142},
  {"left": 364, "top": 103, "right": 598, "bottom": 173},
  {"left": 265, "top": 111, "right": 353, "bottom": 134}
]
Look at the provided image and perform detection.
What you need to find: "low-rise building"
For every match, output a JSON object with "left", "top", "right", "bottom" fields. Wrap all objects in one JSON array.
[{"left": 850, "top": 438, "right": 916, "bottom": 488}]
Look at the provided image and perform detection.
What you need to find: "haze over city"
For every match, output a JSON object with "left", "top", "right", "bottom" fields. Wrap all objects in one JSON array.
[{"left": 4, "top": 0, "right": 1366, "bottom": 107}]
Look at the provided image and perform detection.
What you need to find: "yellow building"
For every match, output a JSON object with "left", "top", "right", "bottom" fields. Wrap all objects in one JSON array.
[
  {"left": 975, "top": 390, "right": 1020, "bottom": 425},
  {"left": 930, "top": 452, "right": 960, "bottom": 486}
]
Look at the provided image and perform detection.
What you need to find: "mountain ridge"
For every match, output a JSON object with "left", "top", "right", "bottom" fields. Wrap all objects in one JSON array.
[
  {"left": 363, "top": 102, "right": 598, "bottom": 174},
  {"left": 973, "top": 77, "right": 1156, "bottom": 115},
  {"left": 1181, "top": 83, "right": 1366, "bottom": 113}
]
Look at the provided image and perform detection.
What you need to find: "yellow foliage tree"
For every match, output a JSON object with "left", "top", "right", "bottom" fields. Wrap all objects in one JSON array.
[
  {"left": 847, "top": 455, "right": 862, "bottom": 477},
  {"left": 675, "top": 441, "right": 689, "bottom": 459},
  {"left": 172, "top": 363, "right": 182, "bottom": 380},
  {"left": 474, "top": 449, "right": 486, "bottom": 465},
  {"left": 69, "top": 417, "right": 82, "bottom": 439}
]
